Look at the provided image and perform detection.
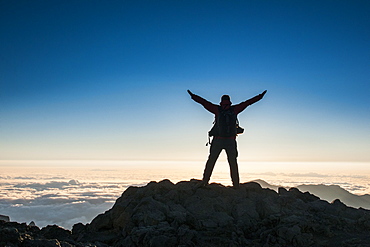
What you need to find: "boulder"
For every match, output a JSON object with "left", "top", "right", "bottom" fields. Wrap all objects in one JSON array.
[
  {"left": 0, "top": 214, "right": 10, "bottom": 222},
  {"left": 0, "top": 227, "right": 22, "bottom": 244},
  {"left": 40, "top": 225, "right": 72, "bottom": 241},
  {"left": 22, "top": 239, "right": 62, "bottom": 247}
]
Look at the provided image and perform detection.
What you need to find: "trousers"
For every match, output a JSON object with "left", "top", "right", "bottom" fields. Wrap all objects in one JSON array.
[{"left": 202, "top": 138, "right": 240, "bottom": 187}]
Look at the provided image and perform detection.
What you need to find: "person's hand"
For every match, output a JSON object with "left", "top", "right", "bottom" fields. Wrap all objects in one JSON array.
[
  {"left": 261, "top": 90, "right": 267, "bottom": 97},
  {"left": 187, "top": 90, "right": 194, "bottom": 96}
]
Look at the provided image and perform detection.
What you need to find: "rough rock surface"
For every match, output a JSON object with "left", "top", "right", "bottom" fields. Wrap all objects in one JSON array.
[
  {"left": 1, "top": 179, "right": 370, "bottom": 246},
  {"left": 0, "top": 215, "right": 10, "bottom": 222}
]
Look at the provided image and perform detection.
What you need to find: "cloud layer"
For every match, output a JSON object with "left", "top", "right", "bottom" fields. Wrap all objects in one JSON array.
[{"left": 0, "top": 176, "right": 148, "bottom": 229}]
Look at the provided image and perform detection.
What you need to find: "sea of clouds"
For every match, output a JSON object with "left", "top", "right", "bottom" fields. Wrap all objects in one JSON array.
[{"left": 0, "top": 177, "right": 135, "bottom": 229}]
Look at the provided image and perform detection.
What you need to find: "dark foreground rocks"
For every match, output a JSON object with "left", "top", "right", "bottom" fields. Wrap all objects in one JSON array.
[{"left": 1, "top": 179, "right": 370, "bottom": 247}]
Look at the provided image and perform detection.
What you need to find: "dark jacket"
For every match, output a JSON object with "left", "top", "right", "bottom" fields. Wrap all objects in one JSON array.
[
  {"left": 190, "top": 92, "right": 265, "bottom": 117},
  {"left": 190, "top": 92, "right": 265, "bottom": 138}
]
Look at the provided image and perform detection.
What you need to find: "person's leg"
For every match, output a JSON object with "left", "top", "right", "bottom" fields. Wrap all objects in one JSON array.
[
  {"left": 202, "top": 139, "right": 223, "bottom": 185},
  {"left": 225, "top": 139, "right": 240, "bottom": 188}
]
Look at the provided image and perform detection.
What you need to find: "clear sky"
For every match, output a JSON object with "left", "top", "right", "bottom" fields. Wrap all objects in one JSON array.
[{"left": 1, "top": 0, "right": 369, "bottom": 162}]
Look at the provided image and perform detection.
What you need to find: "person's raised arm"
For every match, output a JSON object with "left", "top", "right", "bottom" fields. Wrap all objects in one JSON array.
[
  {"left": 187, "top": 90, "right": 218, "bottom": 114},
  {"left": 234, "top": 90, "right": 267, "bottom": 114}
]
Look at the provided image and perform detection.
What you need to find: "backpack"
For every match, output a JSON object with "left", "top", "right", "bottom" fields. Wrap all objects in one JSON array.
[{"left": 208, "top": 106, "right": 244, "bottom": 138}]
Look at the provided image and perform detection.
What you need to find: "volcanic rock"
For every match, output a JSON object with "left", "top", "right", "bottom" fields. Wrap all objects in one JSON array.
[{"left": 75, "top": 179, "right": 370, "bottom": 246}]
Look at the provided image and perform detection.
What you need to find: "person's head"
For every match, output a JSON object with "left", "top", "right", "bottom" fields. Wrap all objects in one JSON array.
[{"left": 220, "top": 94, "right": 232, "bottom": 105}]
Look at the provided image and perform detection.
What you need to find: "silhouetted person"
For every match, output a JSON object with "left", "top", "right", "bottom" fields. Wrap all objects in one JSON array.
[{"left": 188, "top": 89, "right": 267, "bottom": 188}]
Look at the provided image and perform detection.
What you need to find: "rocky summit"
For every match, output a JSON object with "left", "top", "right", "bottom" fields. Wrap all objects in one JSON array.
[{"left": 1, "top": 179, "right": 370, "bottom": 247}]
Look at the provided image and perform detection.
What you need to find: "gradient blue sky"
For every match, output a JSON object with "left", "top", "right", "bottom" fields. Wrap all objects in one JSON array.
[{"left": 1, "top": 0, "right": 369, "bottom": 161}]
